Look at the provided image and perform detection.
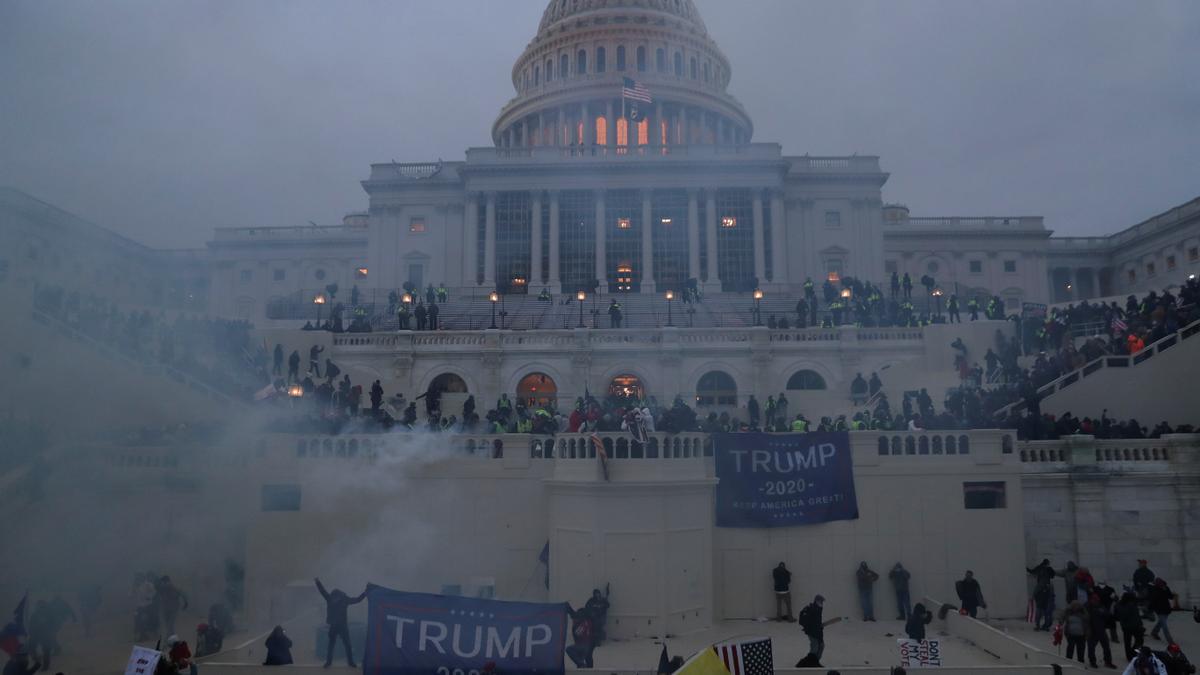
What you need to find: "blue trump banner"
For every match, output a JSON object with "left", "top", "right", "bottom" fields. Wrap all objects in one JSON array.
[
  {"left": 364, "top": 585, "right": 568, "bottom": 675},
  {"left": 714, "top": 431, "right": 859, "bottom": 527}
]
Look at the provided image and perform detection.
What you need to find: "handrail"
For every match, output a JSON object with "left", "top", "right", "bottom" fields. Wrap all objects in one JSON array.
[{"left": 993, "top": 317, "right": 1200, "bottom": 418}]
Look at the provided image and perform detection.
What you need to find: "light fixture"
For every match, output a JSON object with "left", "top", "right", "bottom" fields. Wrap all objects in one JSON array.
[
  {"left": 665, "top": 290, "right": 675, "bottom": 300},
  {"left": 312, "top": 294, "right": 326, "bottom": 305},
  {"left": 931, "top": 288, "right": 944, "bottom": 297},
  {"left": 721, "top": 216, "right": 737, "bottom": 228},
  {"left": 840, "top": 288, "right": 852, "bottom": 299},
  {"left": 489, "top": 291, "right": 500, "bottom": 303},
  {"left": 660, "top": 217, "right": 672, "bottom": 225},
  {"left": 617, "top": 217, "right": 631, "bottom": 229},
  {"left": 402, "top": 292, "right": 412, "bottom": 304},
  {"left": 287, "top": 385, "right": 304, "bottom": 398},
  {"left": 576, "top": 290, "right": 586, "bottom": 302},
  {"left": 827, "top": 272, "right": 840, "bottom": 282},
  {"left": 356, "top": 267, "right": 369, "bottom": 277},
  {"left": 753, "top": 289, "right": 764, "bottom": 300}
]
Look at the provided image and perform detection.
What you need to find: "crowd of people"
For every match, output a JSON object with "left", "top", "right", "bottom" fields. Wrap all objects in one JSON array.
[{"left": 33, "top": 286, "right": 264, "bottom": 401}]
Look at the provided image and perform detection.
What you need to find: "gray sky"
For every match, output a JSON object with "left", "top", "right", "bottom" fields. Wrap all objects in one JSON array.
[{"left": 1, "top": 0, "right": 1197, "bottom": 249}]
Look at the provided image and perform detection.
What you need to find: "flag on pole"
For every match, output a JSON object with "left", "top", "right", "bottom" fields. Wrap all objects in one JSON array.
[
  {"left": 675, "top": 647, "right": 730, "bottom": 675},
  {"left": 715, "top": 638, "right": 774, "bottom": 675},
  {"left": 1111, "top": 317, "right": 1128, "bottom": 333},
  {"left": 622, "top": 77, "right": 652, "bottom": 104},
  {"left": 1025, "top": 597, "right": 1036, "bottom": 623}
]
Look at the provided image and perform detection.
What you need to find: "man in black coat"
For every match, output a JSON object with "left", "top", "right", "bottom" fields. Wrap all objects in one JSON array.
[
  {"left": 797, "top": 595, "right": 827, "bottom": 667},
  {"left": 955, "top": 571, "right": 986, "bottom": 618},
  {"left": 773, "top": 563, "right": 793, "bottom": 621},
  {"left": 315, "top": 578, "right": 368, "bottom": 668}
]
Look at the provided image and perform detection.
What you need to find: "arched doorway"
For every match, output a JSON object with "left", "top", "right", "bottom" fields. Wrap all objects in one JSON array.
[
  {"left": 426, "top": 373, "right": 469, "bottom": 417},
  {"left": 607, "top": 374, "right": 645, "bottom": 402},
  {"left": 786, "top": 370, "right": 826, "bottom": 391},
  {"left": 696, "top": 370, "right": 737, "bottom": 406},
  {"left": 517, "top": 372, "right": 557, "bottom": 408}
]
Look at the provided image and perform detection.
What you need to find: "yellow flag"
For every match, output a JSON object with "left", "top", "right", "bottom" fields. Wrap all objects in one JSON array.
[{"left": 674, "top": 646, "right": 731, "bottom": 675}]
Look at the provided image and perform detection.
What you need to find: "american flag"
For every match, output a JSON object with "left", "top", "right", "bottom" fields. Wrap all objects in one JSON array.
[
  {"left": 622, "top": 77, "right": 652, "bottom": 103},
  {"left": 1111, "top": 316, "right": 1128, "bottom": 333},
  {"left": 715, "top": 638, "right": 773, "bottom": 675}
]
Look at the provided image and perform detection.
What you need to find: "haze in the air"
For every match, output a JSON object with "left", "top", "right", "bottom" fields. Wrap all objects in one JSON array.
[{"left": 0, "top": 0, "right": 1197, "bottom": 248}]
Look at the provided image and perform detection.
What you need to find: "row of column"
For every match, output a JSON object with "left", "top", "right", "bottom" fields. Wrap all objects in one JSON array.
[
  {"left": 1053, "top": 267, "right": 1103, "bottom": 301},
  {"left": 500, "top": 101, "right": 747, "bottom": 149},
  {"left": 464, "top": 189, "right": 786, "bottom": 291}
]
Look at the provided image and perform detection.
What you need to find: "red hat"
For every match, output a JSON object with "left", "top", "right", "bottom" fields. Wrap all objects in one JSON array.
[{"left": 1168, "top": 644, "right": 1182, "bottom": 655}]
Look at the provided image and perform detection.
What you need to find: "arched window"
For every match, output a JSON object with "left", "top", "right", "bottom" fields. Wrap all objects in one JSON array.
[
  {"left": 560, "top": 54, "right": 569, "bottom": 79},
  {"left": 429, "top": 373, "right": 468, "bottom": 394},
  {"left": 577, "top": 49, "right": 587, "bottom": 74},
  {"left": 656, "top": 48, "right": 666, "bottom": 72},
  {"left": 636, "top": 46, "right": 646, "bottom": 72},
  {"left": 596, "top": 46, "right": 606, "bottom": 73},
  {"left": 786, "top": 370, "right": 826, "bottom": 390},
  {"left": 534, "top": 64, "right": 540, "bottom": 85},
  {"left": 703, "top": 61, "right": 710, "bottom": 82},
  {"left": 616, "top": 45, "right": 626, "bottom": 71},
  {"left": 609, "top": 374, "right": 645, "bottom": 402},
  {"left": 517, "top": 372, "right": 558, "bottom": 407},
  {"left": 696, "top": 371, "right": 737, "bottom": 406},
  {"left": 674, "top": 51, "right": 683, "bottom": 76},
  {"left": 690, "top": 57, "right": 697, "bottom": 79},
  {"left": 616, "top": 118, "right": 628, "bottom": 146},
  {"left": 637, "top": 118, "right": 648, "bottom": 145},
  {"left": 545, "top": 58, "right": 553, "bottom": 81},
  {"left": 595, "top": 116, "right": 608, "bottom": 146}
]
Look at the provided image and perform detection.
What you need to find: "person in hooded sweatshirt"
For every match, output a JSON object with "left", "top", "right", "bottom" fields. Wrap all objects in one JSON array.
[
  {"left": 905, "top": 603, "right": 933, "bottom": 641},
  {"left": 315, "top": 578, "right": 368, "bottom": 668},
  {"left": 1117, "top": 592, "right": 1147, "bottom": 661},
  {"left": 263, "top": 626, "right": 294, "bottom": 666},
  {"left": 889, "top": 563, "right": 912, "bottom": 621}
]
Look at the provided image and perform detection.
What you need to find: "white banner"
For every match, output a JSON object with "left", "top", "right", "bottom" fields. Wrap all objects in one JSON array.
[
  {"left": 897, "top": 639, "right": 942, "bottom": 668},
  {"left": 124, "top": 646, "right": 162, "bottom": 675}
]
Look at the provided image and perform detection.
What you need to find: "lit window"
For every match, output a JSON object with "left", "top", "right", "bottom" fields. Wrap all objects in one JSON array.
[
  {"left": 1166, "top": 256, "right": 1176, "bottom": 270},
  {"left": 273, "top": 269, "right": 285, "bottom": 281},
  {"left": 720, "top": 216, "right": 737, "bottom": 228},
  {"left": 355, "top": 267, "right": 369, "bottom": 279},
  {"left": 1003, "top": 260, "right": 1017, "bottom": 273},
  {"left": 410, "top": 218, "right": 426, "bottom": 233},
  {"left": 616, "top": 217, "right": 631, "bottom": 229},
  {"left": 969, "top": 260, "right": 982, "bottom": 274},
  {"left": 824, "top": 211, "right": 841, "bottom": 227}
]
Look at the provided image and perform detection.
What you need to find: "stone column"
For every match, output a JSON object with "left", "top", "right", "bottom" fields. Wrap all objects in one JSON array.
[
  {"left": 465, "top": 193, "right": 479, "bottom": 286},
  {"left": 557, "top": 107, "right": 565, "bottom": 147},
  {"left": 605, "top": 100, "right": 615, "bottom": 149},
  {"left": 1092, "top": 268, "right": 1102, "bottom": 299},
  {"left": 595, "top": 190, "right": 607, "bottom": 288},
  {"left": 770, "top": 190, "right": 786, "bottom": 284},
  {"left": 654, "top": 102, "right": 664, "bottom": 149},
  {"left": 538, "top": 111, "right": 546, "bottom": 147},
  {"left": 503, "top": 129, "right": 512, "bottom": 149},
  {"left": 675, "top": 107, "right": 683, "bottom": 146},
  {"left": 1069, "top": 268, "right": 1078, "bottom": 301},
  {"left": 687, "top": 189, "right": 701, "bottom": 281},
  {"left": 641, "top": 189, "right": 655, "bottom": 291},
  {"left": 531, "top": 192, "right": 543, "bottom": 287},
  {"left": 705, "top": 189, "right": 719, "bottom": 289},
  {"left": 583, "top": 103, "right": 593, "bottom": 148},
  {"left": 549, "top": 191, "right": 561, "bottom": 292},
  {"left": 752, "top": 191, "right": 766, "bottom": 283},
  {"left": 522, "top": 118, "right": 530, "bottom": 148},
  {"left": 484, "top": 192, "right": 497, "bottom": 286},
  {"left": 717, "top": 116, "right": 725, "bottom": 145},
  {"left": 681, "top": 107, "right": 690, "bottom": 145}
]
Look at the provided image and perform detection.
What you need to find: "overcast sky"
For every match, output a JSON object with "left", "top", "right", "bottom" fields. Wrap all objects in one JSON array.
[{"left": 1, "top": 0, "right": 1197, "bottom": 248}]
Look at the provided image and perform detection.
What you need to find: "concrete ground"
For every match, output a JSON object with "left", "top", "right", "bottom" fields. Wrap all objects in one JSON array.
[
  {"left": 989, "top": 617, "right": 1200, "bottom": 665},
  {"left": 24, "top": 607, "right": 1200, "bottom": 675}
]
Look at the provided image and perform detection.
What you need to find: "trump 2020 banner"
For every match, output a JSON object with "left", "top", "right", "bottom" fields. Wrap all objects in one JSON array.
[
  {"left": 364, "top": 586, "right": 568, "bottom": 675},
  {"left": 713, "top": 431, "right": 859, "bottom": 527}
]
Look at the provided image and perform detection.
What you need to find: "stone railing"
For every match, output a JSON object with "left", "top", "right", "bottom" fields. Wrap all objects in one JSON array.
[
  {"left": 892, "top": 216, "right": 1044, "bottom": 230},
  {"left": 1018, "top": 434, "right": 1200, "bottom": 472},
  {"left": 210, "top": 224, "right": 367, "bottom": 241},
  {"left": 464, "top": 143, "right": 784, "bottom": 164}
]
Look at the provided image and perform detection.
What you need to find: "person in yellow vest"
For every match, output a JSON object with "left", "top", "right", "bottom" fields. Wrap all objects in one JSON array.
[{"left": 791, "top": 414, "right": 809, "bottom": 432}]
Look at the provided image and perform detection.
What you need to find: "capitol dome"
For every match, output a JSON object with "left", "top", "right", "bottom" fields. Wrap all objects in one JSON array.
[{"left": 492, "top": 0, "right": 753, "bottom": 150}]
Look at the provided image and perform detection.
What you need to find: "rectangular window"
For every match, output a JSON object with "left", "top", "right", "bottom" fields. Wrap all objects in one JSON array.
[
  {"left": 239, "top": 269, "right": 253, "bottom": 283},
  {"left": 495, "top": 191, "right": 532, "bottom": 293},
  {"left": 558, "top": 190, "right": 596, "bottom": 293},
  {"left": 261, "top": 484, "right": 301, "bottom": 511},
  {"left": 1189, "top": 246, "right": 1199, "bottom": 262},
  {"left": 716, "top": 189, "right": 754, "bottom": 292},
  {"left": 824, "top": 211, "right": 841, "bottom": 227},
  {"left": 720, "top": 216, "right": 737, "bottom": 228},
  {"left": 273, "top": 269, "right": 285, "bottom": 282},
  {"left": 1128, "top": 269, "right": 1136, "bottom": 283},
  {"left": 969, "top": 260, "right": 983, "bottom": 274},
  {"left": 1166, "top": 256, "right": 1176, "bottom": 271},
  {"left": 410, "top": 218, "right": 426, "bottom": 233},
  {"left": 963, "top": 481, "right": 1007, "bottom": 509},
  {"left": 1147, "top": 262, "right": 1156, "bottom": 276},
  {"left": 885, "top": 260, "right": 898, "bottom": 275},
  {"left": 408, "top": 263, "right": 424, "bottom": 289},
  {"left": 1003, "top": 260, "right": 1017, "bottom": 273}
]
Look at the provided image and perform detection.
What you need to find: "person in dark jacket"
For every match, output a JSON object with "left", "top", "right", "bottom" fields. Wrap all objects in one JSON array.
[
  {"left": 1148, "top": 579, "right": 1175, "bottom": 644},
  {"left": 798, "top": 595, "right": 827, "bottom": 667},
  {"left": 905, "top": 603, "right": 933, "bottom": 641},
  {"left": 1117, "top": 591, "right": 1146, "bottom": 661},
  {"left": 889, "top": 563, "right": 912, "bottom": 621},
  {"left": 3, "top": 650, "right": 40, "bottom": 675},
  {"left": 428, "top": 302, "right": 439, "bottom": 330},
  {"left": 773, "top": 563, "right": 793, "bottom": 621},
  {"left": 565, "top": 608, "right": 595, "bottom": 668},
  {"left": 856, "top": 562, "right": 879, "bottom": 621},
  {"left": 1156, "top": 644, "right": 1196, "bottom": 675},
  {"left": 415, "top": 302, "right": 427, "bottom": 331},
  {"left": 315, "top": 578, "right": 368, "bottom": 668},
  {"left": 1029, "top": 559, "right": 1057, "bottom": 630},
  {"left": 1134, "top": 560, "right": 1157, "bottom": 618},
  {"left": 263, "top": 625, "right": 294, "bottom": 666},
  {"left": 1087, "top": 593, "right": 1118, "bottom": 668},
  {"left": 955, "top": 571, "right": 986, "bottom": 618},
  {"left": 1061, "top": 561, "right": 1080, "bottom": 604},
  {"left": 1096, "top": 581, "right": 1119, "bottom": 641},
  {"left": 1062, "top": 601, "right": 1089, "bottom": 664},
  {"left": 287, "top": 350, "right": 301, "bottom": 383},
  {"left": 583, "top": 588, "right": 610, "bottom": 645}
]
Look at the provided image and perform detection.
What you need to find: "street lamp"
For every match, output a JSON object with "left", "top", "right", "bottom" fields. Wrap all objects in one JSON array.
[
  {"left": 576, "top": 290, "right": 586, "bottom": 328},
  {"left": 665, "top": 289, "right": 675, "bottom": 327},
  {"left": 932, "top": 287, "right": 944, "bottom": 319},
  {"left": 752, "top": 288, "right": 764, "bottom": 326},
  {"left": 840, "top": 288, "right": 852, "bottom": 299},
  {"left": 402, "top": 292, "right": 412, "bottom": 305},
  {"left": 489, "top": 290, "right": 499, "bottom": 329},
  {"left": 313, "top": 293, "right": 327, "bottom": 327},
  {"left": 287, "top": 384, "right": 304, "bottom": 398}
]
